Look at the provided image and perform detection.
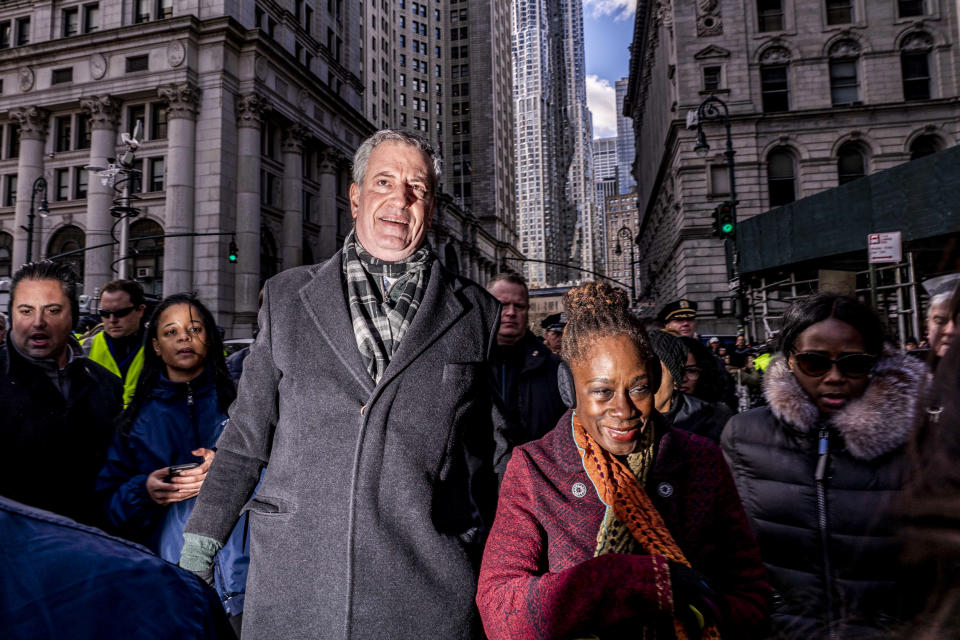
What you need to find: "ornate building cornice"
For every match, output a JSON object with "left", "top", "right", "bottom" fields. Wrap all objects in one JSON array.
[{"left": 282, "top": 124, "right": 308, "bottom": 154}]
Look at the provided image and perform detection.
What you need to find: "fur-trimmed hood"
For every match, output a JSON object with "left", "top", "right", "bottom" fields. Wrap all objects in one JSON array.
[{"left": 763, "top": 347, "right": 928, "bottom": 460}]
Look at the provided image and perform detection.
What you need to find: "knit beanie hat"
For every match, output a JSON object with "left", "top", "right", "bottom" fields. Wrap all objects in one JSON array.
[{"left": 647, "top": 330, "right": 688, "bottom": 386}]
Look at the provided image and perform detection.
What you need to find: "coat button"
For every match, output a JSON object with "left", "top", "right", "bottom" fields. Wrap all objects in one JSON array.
[
  {"left": 657, "top": 482, "right": 674, "bottom": 498},
  {"left": 571, "top": 482, "right": 587, "bottom": 498}
]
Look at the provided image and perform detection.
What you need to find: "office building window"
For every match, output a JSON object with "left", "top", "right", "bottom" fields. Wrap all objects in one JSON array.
[
  {"left": 760, "top": 65, "right": 788, "bottom": 112},
  {"left": 75, "top": 166, "right": 88, "bottom": 199},
  {"left": 0, "top": 22, "right": 10, "bottom": 49},
  {"left": 16, "top": 17, "right": 30, "bottom": 45},
  {"left": 135, "top": 0, "right": 150, "bottom": 23},
  {"left": 901, "top": 51, "right": 930, "bottom": 101},
  {"left": 151, "top": 104, "right": 168, "bottom": 140},
  {"left": 55, "top": 116, "right": 72, "bottom": 152},
  {"left": 829, "top": 59, "right": 858, "bottom": 105},
  {"left": 63, "top": 8, "right": 79, "bottom": 37},
  {"left": 7, "top": 124, "right": 19, "bottom": 158},
  {"left": 757, "top": 0, "right": 783, "bottom": 31},
  {"left": 825, "top": 0, "right": 852, "bottom": 24},
  {"left": 703, "top": 66, "right": 721, "bottom": 91},
  {"left": 84, "top": 4, "right": 100, "bottom": 32},
  {"left": 52, "top": 68, "right": 74, "bottom": 85},
  {"left": 126, "top": 55, "right": 149, "bottom": 73},
  {"left": 128, "top": 105, "right": 146, "bottom": 136},
  {"left": 55, "top": 168, "right": 71, "bottom": 201},
  {"left": 76, "top": 113, "right": 91, "bottom": 150},
  {"left": 148, "top": 158, "right": 165, "bottom": 192},
  {"left": 837, "top": 143, "right": 865, "bottom": 184},
  {"left": 909, "top": 135, "right": 941, "bottom": 159},
  {"left": 767, "top": 148, "right": 796, "bottom": 206},
  {"left": 4, "top": 175, "right": 17, "bottom": 206},
  {"left": 898, "top": 0, "right": 924, "bottom": 17}
]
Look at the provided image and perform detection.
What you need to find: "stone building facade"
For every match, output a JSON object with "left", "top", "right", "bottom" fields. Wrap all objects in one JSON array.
[
  {"left": 624, "top": 0, "right": 960, "bottom": 334},
  {"left": 0, "top": 1, "right": 513, "bottom": 335},
  {"left": 604, "top": 190, "right": 641, "bottom": 306}
]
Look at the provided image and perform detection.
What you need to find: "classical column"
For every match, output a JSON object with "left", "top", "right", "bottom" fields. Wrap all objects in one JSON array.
[
  {"left": 158, "top": 83, "right": 201, "bottom": 296},
  {"left": 79, "top": 95, "right": 120, "bottom": 295},
  {"left": 316, "top": 147, "right": 342, "bottom": 259},
  {"left": 234, "top": 93, "right": 271, "bottom": 332},
  {"left": 10, "top": 107, "right": 49, "bottom": 271},
  {"left": 281, "top": 124, "right": 307, "bottom": 270}
]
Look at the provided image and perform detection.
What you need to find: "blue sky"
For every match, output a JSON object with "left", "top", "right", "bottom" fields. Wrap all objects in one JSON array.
[{"left": 582, "top": 0, "right": 636, "bottom": 138}]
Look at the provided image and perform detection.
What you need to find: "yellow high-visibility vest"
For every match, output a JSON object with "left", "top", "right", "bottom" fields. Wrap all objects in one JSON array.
[{"left": 86, "top": 331, "right": 145, "bottom": 408}]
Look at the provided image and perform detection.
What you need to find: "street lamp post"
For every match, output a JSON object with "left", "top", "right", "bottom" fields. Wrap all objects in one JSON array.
[
  {"left": 614, "top": 226, "right": 637, "bottom": 304},
  {"left": 694, "top": 95, "right": 744, "bottom": 325},
  {"left": 24, "top": 176, "right": 50, "bottom": 263}
]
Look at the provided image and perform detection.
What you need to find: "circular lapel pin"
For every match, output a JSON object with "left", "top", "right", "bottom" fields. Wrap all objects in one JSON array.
[
  {"left": 571, "top": 482, "right": 587, "bottom": 498},
  {"left": 657, "top": 482, "right": 674, "bottom": 498}
]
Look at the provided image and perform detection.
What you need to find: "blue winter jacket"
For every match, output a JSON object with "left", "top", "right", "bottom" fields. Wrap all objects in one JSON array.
[
  {"left": 96, "top": 367, "right": 251, "bottom": 615},
  {"left": 0, "top": 496, "right": 235, "bottom": 640}
]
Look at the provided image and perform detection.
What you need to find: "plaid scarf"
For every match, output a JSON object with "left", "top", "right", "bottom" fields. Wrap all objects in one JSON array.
[
  {"left": 572, "top": 414, "right": 721, "bottom": 640},
  {"left": 342, "top": 230, "right": 433, "bottom": 383}
]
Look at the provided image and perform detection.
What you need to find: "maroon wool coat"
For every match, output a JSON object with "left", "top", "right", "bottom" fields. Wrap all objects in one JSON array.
[{"left": 477, "top": 411, "right": 771, "bottom": 640}]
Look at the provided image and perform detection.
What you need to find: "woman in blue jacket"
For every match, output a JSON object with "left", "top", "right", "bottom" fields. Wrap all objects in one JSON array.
[{"left": 97, "top": 293, "right": 249, "bottom": 634}]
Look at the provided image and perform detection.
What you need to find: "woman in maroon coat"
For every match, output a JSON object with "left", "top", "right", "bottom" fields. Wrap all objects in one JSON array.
[{"left": 477, "top": 282, "right": 770, "bottom": 640}]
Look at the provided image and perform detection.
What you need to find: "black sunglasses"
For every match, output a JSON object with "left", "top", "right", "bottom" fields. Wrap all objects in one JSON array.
[
  {"left": 792, "top": 352, "right": 877, "bottom": 378},
  {"left": 99, "top": 306, "right": 137, "bottom": 320}
]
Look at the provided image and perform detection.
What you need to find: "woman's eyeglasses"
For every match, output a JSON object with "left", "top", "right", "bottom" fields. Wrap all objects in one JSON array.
[
  {"left": 99, "top": 306, "right": 137, "bottom": 319},
  {"left": 792, "top": 352, "right": 877, "bottom": 378}
]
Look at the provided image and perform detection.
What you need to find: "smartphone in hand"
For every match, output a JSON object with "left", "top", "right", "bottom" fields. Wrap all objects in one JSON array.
[{"left": 164, "top": 461, "right": 202, "bottom": 483}]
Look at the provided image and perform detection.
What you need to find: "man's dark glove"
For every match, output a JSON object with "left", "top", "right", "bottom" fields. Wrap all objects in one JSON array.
[{"left": 669, "top": 561, "right": 725, "bottom": 632}]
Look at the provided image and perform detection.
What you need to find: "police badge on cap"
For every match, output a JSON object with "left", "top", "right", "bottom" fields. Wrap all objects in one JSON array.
[{"left": 657, "top": 299, "right": 698, "bottom": 324}]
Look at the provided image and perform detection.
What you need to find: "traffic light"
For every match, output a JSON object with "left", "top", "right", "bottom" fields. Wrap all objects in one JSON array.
[
  {"left": 713, "top": 201, "right": 735, "bottom": 239},
  {"left": 228, "top": 240, "right": 238, "bottom": 263}
]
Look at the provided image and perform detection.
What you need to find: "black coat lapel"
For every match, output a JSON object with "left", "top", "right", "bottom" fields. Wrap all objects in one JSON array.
[{"left": 299, "top": 254, "right": 376, "bottom": 396}]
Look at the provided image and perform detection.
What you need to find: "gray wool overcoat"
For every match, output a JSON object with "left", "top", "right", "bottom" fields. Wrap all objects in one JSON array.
[{"left": 185, "top": 252, "right": 505, "bottom": 639}]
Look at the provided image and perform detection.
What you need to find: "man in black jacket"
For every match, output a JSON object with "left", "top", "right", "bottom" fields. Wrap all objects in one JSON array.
[
  {"left": 487, "top": 273, "right": 567, "bottom": 448},
  {"left": 0, "top": 261, "right": 121, "bottom": 526}
]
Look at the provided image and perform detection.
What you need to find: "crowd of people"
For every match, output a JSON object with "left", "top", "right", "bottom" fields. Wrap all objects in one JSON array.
[{"left": 1, "top": 128, "right": 959, "bottom": 640}]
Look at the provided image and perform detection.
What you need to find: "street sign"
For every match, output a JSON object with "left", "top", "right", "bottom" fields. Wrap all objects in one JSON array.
[{"left": 867, "top": 232, "right": 902, "bottom": 264}]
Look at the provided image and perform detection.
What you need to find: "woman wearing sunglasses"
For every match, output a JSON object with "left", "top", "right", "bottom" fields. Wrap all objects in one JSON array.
[{"left": 721, "top": 293, "right": 927, "bottom": 638}]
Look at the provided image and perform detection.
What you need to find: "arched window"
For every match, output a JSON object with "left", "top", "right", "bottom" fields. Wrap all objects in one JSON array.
[
  {"left": 129, "top": 219, "right": 164, "bottom": 296},
  {"left": 901, "top": 32, "right": 933, "bottom": 101},
  {"left": 910, "top": 134, "right": 941, "bottom": 160},
  {"left": 0, "top": 232, "right": 12, "bottom": 277},
  {"left": 828, "top": 39, "right": 861, "bottom": 106},
  {"left": 47, "top": 225, "right": 86, "bottom": 280},
  {"left": 444, "top": 243, "right": 460, "bottom": 275},
  {"left": 759, "top": 46, "right": 791, "bottom": 112},
  {"left": 767, "top": 148, "right": 796, "bottom": 207},
  {"left": 837, "top": 143, "right": 866, "bottom": 184},
  {"left": 260, "top": 226, "right": 279, "bottom": 286}
]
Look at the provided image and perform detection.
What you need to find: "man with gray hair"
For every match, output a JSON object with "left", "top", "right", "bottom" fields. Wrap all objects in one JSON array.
[{"left": 181, "top": 130, "right": 504, "bottom": 639}]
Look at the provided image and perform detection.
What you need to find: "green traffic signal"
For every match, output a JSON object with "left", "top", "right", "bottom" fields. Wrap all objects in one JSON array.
[
  {"left": 228, "top": 240, "right": 238, "bottom": 263},
  {"left": 721, "top": 222, "right": 734, "bottom": 234}
]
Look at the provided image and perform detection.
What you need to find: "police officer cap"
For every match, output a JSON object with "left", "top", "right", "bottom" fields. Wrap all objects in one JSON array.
[
  {"left": 658, "top": 299, "right": 697, "bottom": 324},
  {"left": 540, "top": 312, "right": 567, "bottom": 333}
]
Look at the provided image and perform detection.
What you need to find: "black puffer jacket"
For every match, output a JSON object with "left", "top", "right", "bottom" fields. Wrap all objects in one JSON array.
[
  {"left": 721, "top": 349, "right": 926, "bottom": 639},
  {"left": 665, "top": 391, "right": 734, "bottom": 444}
]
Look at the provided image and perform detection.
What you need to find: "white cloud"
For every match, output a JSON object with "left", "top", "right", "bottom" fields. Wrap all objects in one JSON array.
[
  {"left": 586, "top": 74, "right": 617, "bottom": 139},
  {"left": 583, "top": 0, "right": 636, "bottom": 21}
]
